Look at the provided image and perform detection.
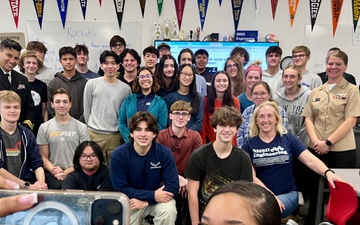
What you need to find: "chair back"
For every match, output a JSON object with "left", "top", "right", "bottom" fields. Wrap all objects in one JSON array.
[{"left": 326, "top": 181, "right": 358, "bottom": 225}]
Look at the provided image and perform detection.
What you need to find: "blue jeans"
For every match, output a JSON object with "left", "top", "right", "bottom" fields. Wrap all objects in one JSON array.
[{"left": 277, "top": 191, "right": 298, "bottom": 218}]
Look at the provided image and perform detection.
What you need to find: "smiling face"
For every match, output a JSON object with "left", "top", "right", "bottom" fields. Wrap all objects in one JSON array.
[
  {"left": 214, "top": 124, "right": 237, "bottom": 144},
  {"left": 326, "top": 55, "right": 347, "bottom": 81},
  {"left": 143, "top": 53, "right": 158, "bottom": 69},
  {"left": 179, "top": 52, "right": 193, "bottom": 66},
  {"left": 0, "top": 48, "right": 20, "bottom": 73},
  {"left": 59, "top": 53, "right": 76, "bottom": 72},
  {"left": 251, "top": 84, "right": 270, "bottom": 106},
  {"left": 195, "top": 54, "right": 208, "bottom": 70},
  {"left": 163, "top": 59, "right": 175, "bottom": 78},
  {"left": 214, "top": 73, "right": 229, "bottom": 94},
  {"left": 100, "top": 56, "right": 120, "bottom": 78},
  {"left": 292, "top": 51, "right": 309, "bottom": 68},
  {"left": 256, "top": 105, "right": 278, "bottom": 135},
  {"left": 76, "top": 51, "right": 89, "bottom": 66},
  {"left": 0, "top": 100, "right": 20, "bottom": 124},
  {"left": 169, "top": 110, "right": 191, "bottom": 129},
  {"left": 79, "top": 146, "right": 100, "bottom": 173},
  {"left": 130, "top": 121, "right": 156, "bottom": 150},
  {"left": 23, "top": 56, "right": 39, "bottom": 76},
  {"left": 111, "top": 42, "right": 125, "bottom": 56},
  {"left": 138, "top": 69, "right": 153, "bottom": 92},
  {"left": 225, "top": 59, "right": 238, "bottom": 78},
  {"left": 51, "top": 93, "right": 71, "bottom": 117},
  {"left": 122, "top": 53, "right": 138, "bottom": 73},
  {"left": 266, "top": 52, "right": 281, "bottom": 68},
  {"left": 282, "top": 68, "right": 300, "bottom": 90},
  {"left": 179, "top": 66, "right": 194, "bottom": 88},
  {"left": 244, "top": 71, "right": 261, "bottom": 90}
]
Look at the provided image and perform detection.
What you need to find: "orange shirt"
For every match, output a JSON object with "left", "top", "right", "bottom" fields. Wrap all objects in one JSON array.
[{"left": 201, "top": 96, "right": 240, "bottom": 145}]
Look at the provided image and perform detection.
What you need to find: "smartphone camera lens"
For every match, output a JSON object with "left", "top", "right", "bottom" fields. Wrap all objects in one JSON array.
[
  {"left": 91, "top": 199, "right": 123, "bottom": 225},
  {"left": 107, "top": 201, "right": 121, "bottom": 215},
  {"left": 94, "top": 215, "right": 107, "bottom": 225}
]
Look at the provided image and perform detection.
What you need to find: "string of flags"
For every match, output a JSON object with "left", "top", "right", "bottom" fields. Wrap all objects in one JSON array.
[{"left": 7, "top": 0, "right": 360, "bottom": 37}]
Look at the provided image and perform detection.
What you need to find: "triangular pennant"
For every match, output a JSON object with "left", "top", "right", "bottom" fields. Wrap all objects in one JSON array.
[
  {"left": 219, "top": 0, "right": 222, "bottom": 6},
  {"left": 174, "top": 0, "right": 186, "bottom": 29},
  {"left": 231, "top": 0, "right": 244, "bottom": 31},
  {"left": 9, "top": 0, "right": 20, "bottom": 29},
  {"left": 332, "top": 0, "right": 344, "bottom": 36},
  {"left": 79, "top": 0, "right": 87, "bottom": 20},
  {"left": 139, "top": 0, "right": 146, "bottom": 18},
  {"left": 271, "top": 0, "right": 278, "bottom": 20},
  {"left": 197, "top": 0, "right": 209, "bottom": 30},
  {"left": 113, "top": 0, "right": 125, "bottom": 30},
  {"left": 99, "top": 0, "right": 102, "bottom": 6},
  {"left": 33, "top": 0, "right": 45, "bottom": 29},
  {"left": 288, "top": 0, "right": 299, "bottom": 27},
  {"left": 57, "top": 0, "right": 68, "bottom": 29},
  {"left": 352, "top": 0, "right": 360, "bottom": 32},
  {"left": 309, "top": 0, "right": 322, "bottom": 31},
  {"left": 157, "top": 0, "right": 164, "bottom": 16},
  {"left": 255, "top": 0, "right": 262, "bottom": 20}
]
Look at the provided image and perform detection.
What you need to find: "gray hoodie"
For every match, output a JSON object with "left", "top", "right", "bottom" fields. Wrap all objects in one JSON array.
[{"left": 273, "top": 85, "right": 311, "bottom": 146}]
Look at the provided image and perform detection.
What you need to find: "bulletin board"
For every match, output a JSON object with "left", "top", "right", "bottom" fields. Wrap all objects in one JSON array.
[{"left": 26, "top": 21, "right": 142, "bottom": 72}]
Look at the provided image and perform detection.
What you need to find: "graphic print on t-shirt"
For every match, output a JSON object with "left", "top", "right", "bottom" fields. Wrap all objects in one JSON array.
[
  {"left": 252, "top": 145, "right": 289, "bottom": 167},
  {"left": 199, "top": 170, "right": 233, "bottom": 205}
]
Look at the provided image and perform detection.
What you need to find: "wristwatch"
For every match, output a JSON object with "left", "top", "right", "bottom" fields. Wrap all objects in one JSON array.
[
  {"left": 325, "top": 139, "right": 333, "bottom": 146},
  {"left": 23, "top": 182, "right": 31, "bottom": 189}
]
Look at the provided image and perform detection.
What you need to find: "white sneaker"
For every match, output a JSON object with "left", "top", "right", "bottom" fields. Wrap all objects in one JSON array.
[
  {"left": 298, "top": 191, "right": 304, "bottom": 206},
  {"left": 286, "top": 219, "right": 299, "bottom": 225}
]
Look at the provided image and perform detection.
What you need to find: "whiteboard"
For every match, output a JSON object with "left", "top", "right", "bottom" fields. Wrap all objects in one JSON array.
[{"left": 26, "top": 21, "right": 142, "bottom": 72}]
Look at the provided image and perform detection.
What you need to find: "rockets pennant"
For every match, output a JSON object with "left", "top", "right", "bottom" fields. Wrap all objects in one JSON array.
[
  {"left": 309, "top": 0, "right": 322, "bottom": 31},
  {"left": 113, "top": 0, "right": 125, "bottom": 30},
  {"left": 231, "top": 0, "right": 244, "bottom": 31},
  {"left": 139, "top": 0, "right": 146, "bottom": 18},
  {"left": 174, "top": 0, "right": 186, "bottom": 29},
  {"left": 332, "top": 0, "right": 344, "bottom": 36},
  {"left": 197, "top": 0, "right": 209, "bottom": 30},
  {"left": 157, "top": 0, "right": 164, "bottom": 16},
  {"left": 79, "top": 0, "right": 87, "bottom": 20},
  {"left": 271, "top": 0, "right": 278, "bottom": 20},
  {"left": 9, "top": 0, "right": 20, "bottom": 29},
  {"left": 33, "top": 0, "right": 45, "bottom": 29},
  {"left": 288, "top": 0, "right": 299, "bottom": 27},
  {"left": 57, "top": 0, "right": 68, "bottom": 28},
  {"left": 353, "top": 0, "right": 360, "bottom": 32}
]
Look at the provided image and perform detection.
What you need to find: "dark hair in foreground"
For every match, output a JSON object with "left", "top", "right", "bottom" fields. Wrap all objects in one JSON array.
[
  {"left": 73, "top": 141, "right": 104, "bottom": 170},
  {"left": 132, "top": 67, "right": 160, "bottom": 93},
  {"left": 0, "top": 39, "right": 22, "bottom": 52},
  {"left": 155, "top": 55, "right": 178, "bottom": 92},
  {"left": 59, "top": 46, "right": 77, "bottom": 59},
  {"left": 128, "top": 112, "right": 159, "bottom": 143},
  {"left": 205, "top": 180, "right": 281, "bottom": 225},
  {"left": 99, "top": 50, "right": 120, "bottom": 64},
  {"left": 210, "top": 106, "right": 242, "bottom": 129}
]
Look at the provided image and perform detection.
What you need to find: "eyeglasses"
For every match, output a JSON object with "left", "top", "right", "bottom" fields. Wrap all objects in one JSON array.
[
  {"left": 112, "top": 43, "right": 124, "bottom": 48},
  {"left": 252, "top": 92, "right": 269, "bottom": 97},
  {"left": 137, "top": 74, "right": 152, "bottom": 80},
  {"left": 80, "top": 153, "right": 97, "bottom": 161},
  {"left": 180, "top": 72, "right": 194, "bottom": 78},
  {"left": 172, "top": 112, "right": 190, "bottom": 117},
  {"left": 292, "top": 54, "right": 306, "bottom": 59},
  {"left": 226, "top": 64, "right": 237, "bottom": 69}
]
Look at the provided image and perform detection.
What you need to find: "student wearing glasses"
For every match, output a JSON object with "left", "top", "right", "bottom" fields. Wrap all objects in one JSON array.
[
  {"left": 224, "top": 56, "right": 245, "bottom": 96},
  {"left": 62, "top": 141, "right": 113, "bottom": 191},
  {"left": 119, "top": 67, "right": 168, "bottom": 143},
  {"left": 98, "top": 35, "right": 126, "bottom": 76},
  {"left": 237, "top": 81, "right": 288, "bottom": 148},
  {"left": 165, "top": 64, "right": 204, "bottom": 133}
]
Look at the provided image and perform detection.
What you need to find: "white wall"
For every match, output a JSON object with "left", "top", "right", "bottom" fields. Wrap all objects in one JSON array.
[{"left": 0, "top": 1, "right": 359, "bottom": 81}]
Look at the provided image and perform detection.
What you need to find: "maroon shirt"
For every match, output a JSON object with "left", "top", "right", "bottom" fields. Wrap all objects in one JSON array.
[{"left": 157, "top": 127, "right": 203, "bottom": 176}]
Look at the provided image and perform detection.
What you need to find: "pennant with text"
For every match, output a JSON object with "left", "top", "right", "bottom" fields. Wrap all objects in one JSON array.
[
  {"left": 219, "top": 0, "right": 222, "bottom": 6},
  {"left": 157, "top": 0, "right": 164, "bottom": 16},
  {"left": 255, "top": 0, "right": 262, "bottom": 20},
  {"left": 288, "top": 0, "right": 299, "bottom": 27},
  {"left": 197, "top": 0, "right": 209, "bottom": 30},
  {"left": 9, "top": 0, "right": 20, "bottom": 29},
  {"left": 352, "top": 0, "right": 360, "bottom": 32},
  {"left": 99, "top": 0, "right": 102, "bottom": 6},
  {"left": 332, "top": 0, "right": 344, "bottom": 36},
  {"left": 33, "top": 0, "right": 45, "bottom": 29},
  {"left": 309, "top": 0, "right": 322, "bottom": 31},
  {"left": 139, "top": 0, "right": 146, "bottom": 18},
  {"left": 79, "top": 0, "right": 87, "bottom": 20},
  {"left": 174, "top": 0, "right": 186, "bottom": 29},
  {"left": 57, "top": 0, "right": 68, "bottom": 28},
  {"left": 271, "top": 0, "right": 278, "bottom": 20},
  {"left": 231, "top": 0, "right": 244, "bottom": 31},
  {"left": 113, "top": 0, "right": 125, "bottom": 30}
]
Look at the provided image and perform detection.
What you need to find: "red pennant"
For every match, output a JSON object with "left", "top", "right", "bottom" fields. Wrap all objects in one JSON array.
[
  {"left": 99, "top": 0, "right": 102, "bottom": 6},
  {"left": 174, "top": 0, "right": 186, "bottom": 29},
  {"left": 9, "top": 0, "right": 20, "bottom": 29},
  {"left": 271, "top": 0, "right": 278, "bottom": 20},
  {"left": 332, "top": 0, "right": 344, "bottom": 36}
]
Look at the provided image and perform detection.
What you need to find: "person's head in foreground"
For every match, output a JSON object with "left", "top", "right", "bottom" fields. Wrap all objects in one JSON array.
[{"left": 200, "top": 180, "right": 281, "bottom": 225}]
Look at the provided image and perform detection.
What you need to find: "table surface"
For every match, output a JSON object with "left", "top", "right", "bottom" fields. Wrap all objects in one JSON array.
[{"left": 333, "top": 168, "right": 360, "bottom": 196}]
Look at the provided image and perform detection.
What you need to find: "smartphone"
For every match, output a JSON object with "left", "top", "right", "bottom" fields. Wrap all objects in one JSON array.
[{"left": 0, "top": 189, "right": 130, "bottom": 225}]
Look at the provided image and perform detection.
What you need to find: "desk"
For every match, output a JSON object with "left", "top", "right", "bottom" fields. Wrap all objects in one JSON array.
[{"left": 315, "top": 169, "right": 360, "bottom": 224}]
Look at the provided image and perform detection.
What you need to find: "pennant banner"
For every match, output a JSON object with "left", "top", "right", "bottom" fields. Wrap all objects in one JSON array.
[
  {"left": 309, "top": 0, "right": 322, "bottom": 31},
  {"left": 255, "top": 0, "right": 262, "bottom": 20},
  {"left": 174, "top": 0, "right": 186, "bottom": 29},
  {"left": 139, "top": 0, "right": 146, "bottom": 17},
  {"left": 271, "top": 0, "right": 278, "bottom": 20},
  {"left": 197, "top": 0, "right": 209, "bottom": 30},
  {"left": 353, "top": 0, "right": 360, "bottom": 32},
  {"left": 231, "top": 0, "right": 244, "bottom": 31},
  {"left": 9, "top": 0, "right": 20, "bottom": 29},
  {"left": 288, "top": 0, "right": 299, "bottom": 27},
  {"left": 57, "top": 0, "right": 68, "bottom": 28},
  {"left": 157, "top": 0, "right": 164, "bottom": 16},
  {"left": 99, "top": 0, "right": 102, "bottom": 6},
  {"left": 332, "top": 0, "right": 344, "bottom": 36},
  {"left": 33, "top": 0, "right": 44, "bottom": 29},
  {"left": 219, "top": 0, "right": 222, "bottom": 6},
  {"left": 79, "top": 0, "right": 87, "bottom": 20},
  {"left": 113, "top": 0, "right": 125, "bottom": 30}
]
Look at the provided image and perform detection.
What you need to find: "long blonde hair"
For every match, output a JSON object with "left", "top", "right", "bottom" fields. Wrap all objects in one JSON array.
[{"left": 249, "top": 101, "right": 287, "bottom": 137}]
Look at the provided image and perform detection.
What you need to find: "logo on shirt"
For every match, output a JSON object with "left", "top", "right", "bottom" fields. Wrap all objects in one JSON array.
[{"left": 150, "top": 161, "right": 161, "bottom": 169}]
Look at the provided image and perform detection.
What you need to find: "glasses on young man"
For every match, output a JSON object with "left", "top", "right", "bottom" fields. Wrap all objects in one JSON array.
[
  {"left": 171, "top": 112, "right": 190, "bottom": 117},
  {"left": 80, "top": 153, "right": 97, "bottom": 161},
  {"left": 292, "top": 54, "right": 306, "bottom": 59},
  {"left": 112, "top": 43, "right": 124, "bottom": 48}
]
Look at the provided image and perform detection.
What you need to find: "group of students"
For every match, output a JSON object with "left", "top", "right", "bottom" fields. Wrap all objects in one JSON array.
[{"left": 0, "top": 35, "right": 358, "bottom": 225}]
